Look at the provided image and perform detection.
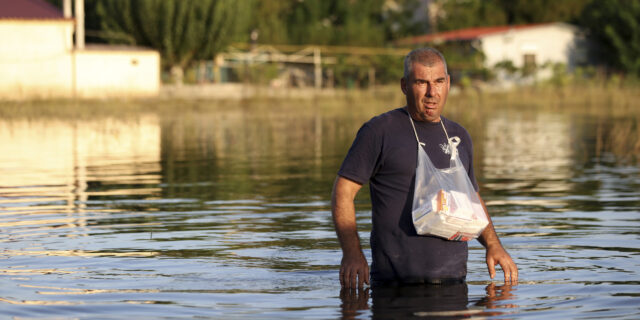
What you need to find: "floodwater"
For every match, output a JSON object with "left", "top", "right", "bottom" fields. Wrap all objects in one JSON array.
[{"left": 1, "top": 101, "right": 639, "bottom": 319}]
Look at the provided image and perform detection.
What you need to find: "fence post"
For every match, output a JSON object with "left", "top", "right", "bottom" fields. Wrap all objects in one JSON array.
[{"left": 314, "top": 47, "right": 322, "bottom": 89}]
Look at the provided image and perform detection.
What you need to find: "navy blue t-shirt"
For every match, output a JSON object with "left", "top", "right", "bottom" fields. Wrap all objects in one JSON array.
[{"left": 338, "top": 107, "right": 478, "bottom": 283}]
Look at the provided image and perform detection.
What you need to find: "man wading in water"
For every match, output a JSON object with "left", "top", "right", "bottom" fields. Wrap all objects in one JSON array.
[{"left": 331, "top": 47, "right": 518, "bottom": 288}]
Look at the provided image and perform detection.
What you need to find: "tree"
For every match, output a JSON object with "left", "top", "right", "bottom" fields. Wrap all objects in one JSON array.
[
  {"left": 380, "top": 0, "right": 433, "bottom": 39},
  {"left": 435, "top": 0, "right": 507, "bottom": 32},
  {"left": 248, "top": 0, "right": 292, "bottom": 44},
  {"left": 244, "top": 0, "right": 391, "bottom": 47},
  {"left": 497, "top": 0, "right": 589, "bottom": 25},
  {"left": 95, "top": 0, "right": 251, "bottom": 83},
  {"left": 329, "top": 0, "right": 386, "bottom": 46},
  {"left": 579, "top": 0, "right": 640, "bottom": 76},
  {"left": 433, "top": 0, "right": 589, "bottom": 32}
]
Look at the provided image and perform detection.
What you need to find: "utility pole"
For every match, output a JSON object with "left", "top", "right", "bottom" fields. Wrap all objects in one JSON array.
[
  {"left": 74, "top": 0, "right": 85, "bottom": 50},
  {"left": 314, "top": 47, "right": 322, "bottom": 89},
  {"left": 63, "top": 0, "right": 71, "bottom": 18}
]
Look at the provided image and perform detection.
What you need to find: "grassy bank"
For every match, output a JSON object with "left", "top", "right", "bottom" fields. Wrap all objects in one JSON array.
[
  {"left": 2, "top": 83, "right": 638, "bottom": 116},
  {"left": 449, "top": 84, "right": 639, "bottom": 116}
]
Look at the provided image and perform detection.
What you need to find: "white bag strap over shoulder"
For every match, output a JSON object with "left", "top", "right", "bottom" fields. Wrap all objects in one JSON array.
[
  {"left": 408, "top": 113, "right": 427, "bottom": 146},
  {"left": 407, "top": 112, "right": 457, "bottom": 155}
]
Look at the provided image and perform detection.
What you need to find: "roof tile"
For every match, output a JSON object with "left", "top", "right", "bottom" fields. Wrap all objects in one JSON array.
[
  {"left": 0, "top": 0, "right": 64, "bottom": 20},
  {"left": 396, "top": 23, "right": 549, "bottom": 45}
]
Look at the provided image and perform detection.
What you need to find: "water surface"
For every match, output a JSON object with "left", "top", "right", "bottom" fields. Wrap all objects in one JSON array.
[{"left": 1, "top": 101, "right": 639, "bottom": 319}]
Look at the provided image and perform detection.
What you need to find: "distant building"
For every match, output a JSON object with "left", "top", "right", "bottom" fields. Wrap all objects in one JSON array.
[
  {"left": 0, "top": 0, "right": 160, "bottom": 99},
  {"left": 397, "top": 22, "right": 591, "bottom": 84}
]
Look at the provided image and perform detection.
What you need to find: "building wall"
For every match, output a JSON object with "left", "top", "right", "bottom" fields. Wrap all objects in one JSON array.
[
  {"left": 0, "top": 20, "right": 160, "bottom": 99},
  {"left": 0, "top": 20, "right": 74, "bottom": 99},
  {"left": 480, "top": 23, "right": 583, "bottom": 71},
  {"left": 75, "top": 49, "right": 160, "bottom": 98}
]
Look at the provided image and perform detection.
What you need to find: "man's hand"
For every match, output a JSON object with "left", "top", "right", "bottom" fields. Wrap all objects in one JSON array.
[
  {"left": 486, "top": 244, "right": 518, "bottom": 284},
  {"left": 476, "top": 193, "right": 518, "bottom": 284},
  {"left": 340, "top": 252, "right": 370, "bottom": 288}
]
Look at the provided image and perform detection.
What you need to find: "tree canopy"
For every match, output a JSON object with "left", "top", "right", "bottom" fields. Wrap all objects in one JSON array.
[
  {"left": 433, "top": 0, "right": 590, "bottom": 32},
  {"left": 46, "top": 0, "right": 640, "bottom": 79},
  {"left": 95, "top": 0, "right": 250, "bottom": 75},
  {"left": 248, "top": 0, "right": 389, "bottom": 46},
  {"left": 579, "top": 0, "right": 640, "bottom": 76}
]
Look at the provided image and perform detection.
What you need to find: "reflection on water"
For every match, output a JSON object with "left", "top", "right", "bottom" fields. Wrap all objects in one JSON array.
[
  {"left": 0, "top": 116, "right": 161, "bottom": 245},
  {"left": 482, "top": 112, "right": 574, "bottom": 194},
  {"left": 338, "top": 283, "right": 520, "bottom": 319},
  {"left": 0, "top": 103, "right": 639, "bottom": 318},
  {"left": 371, "top": 283, "right": 470, "bottom": 319}
]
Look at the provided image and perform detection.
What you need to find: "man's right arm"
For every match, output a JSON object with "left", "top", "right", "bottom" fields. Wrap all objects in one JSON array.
[{"left": 331, "top": 175, "right": 369, "bottom": 288}]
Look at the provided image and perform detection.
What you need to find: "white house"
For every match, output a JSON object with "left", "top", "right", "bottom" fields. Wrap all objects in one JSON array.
[
  {"left": 397, "top": 22, "right": 590, "bottom": 83},
  {"left": 0, "top": 0, "right": 160, "bottom": 99}
]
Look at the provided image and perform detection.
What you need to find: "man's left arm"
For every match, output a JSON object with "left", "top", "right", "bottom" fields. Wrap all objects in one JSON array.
[{"left": 477, "top": 192, "right": 518, "bottom": 283}]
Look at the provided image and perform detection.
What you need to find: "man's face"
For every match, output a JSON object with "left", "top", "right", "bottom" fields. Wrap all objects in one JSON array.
[{"left": 401, "top": 60, "right": 450, "bottom": 123}]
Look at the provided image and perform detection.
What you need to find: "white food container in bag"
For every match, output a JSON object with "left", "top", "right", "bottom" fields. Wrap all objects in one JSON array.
[{"left": 413, "top": 189, "right": 488, "bottom": 241}]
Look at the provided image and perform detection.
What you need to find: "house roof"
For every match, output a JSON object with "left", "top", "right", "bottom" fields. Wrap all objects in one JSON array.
[
  {"left": 396, "top": 23, "right": 562, "bottom": 45},
  {"left": 0, "top": 0, "right": 64, "bottom": 20}
]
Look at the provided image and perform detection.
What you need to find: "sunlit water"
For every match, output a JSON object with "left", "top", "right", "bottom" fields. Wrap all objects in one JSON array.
[{"left": 1, "top": 104, "right": 639, "bottom": 319}]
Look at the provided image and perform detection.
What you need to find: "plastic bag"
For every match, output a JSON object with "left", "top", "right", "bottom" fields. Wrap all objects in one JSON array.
[{"left": 409, "top": 116, "right": 489, "bottom": 241}]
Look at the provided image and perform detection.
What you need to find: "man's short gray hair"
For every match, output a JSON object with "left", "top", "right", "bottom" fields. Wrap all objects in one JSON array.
[{"left": 403, "top": 47, "right": 448, "bottom": 78}]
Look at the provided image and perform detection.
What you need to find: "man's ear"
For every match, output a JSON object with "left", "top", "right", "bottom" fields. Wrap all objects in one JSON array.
[{"left": 400, "top": 77, "right": 407, "bottom": 95}]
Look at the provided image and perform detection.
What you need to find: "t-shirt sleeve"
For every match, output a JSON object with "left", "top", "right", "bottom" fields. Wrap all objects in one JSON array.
[{"left": 337, "top": 123, "right": 381, "bottom": 185}]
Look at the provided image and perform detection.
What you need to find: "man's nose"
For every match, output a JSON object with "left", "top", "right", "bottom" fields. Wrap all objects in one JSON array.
[{"left": 425, "top": 83, "right": 433, "bottom": 97}]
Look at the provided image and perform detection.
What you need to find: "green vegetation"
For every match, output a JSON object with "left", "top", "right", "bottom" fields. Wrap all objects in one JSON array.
[
  {"left": 45, "top": 0, "right": 640, "bottom": 84},
  {"left": 579, "top": 0, "right": 640, "bottom": 77},
  {"left": 252, "top": 0, "right": 387, "bottom": 46},
  {"left": 94, "top": 0, "right": 251, "bottom": 83},
  {"left": 434, "top": 0, "right": 590, "bottom": 32}
]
